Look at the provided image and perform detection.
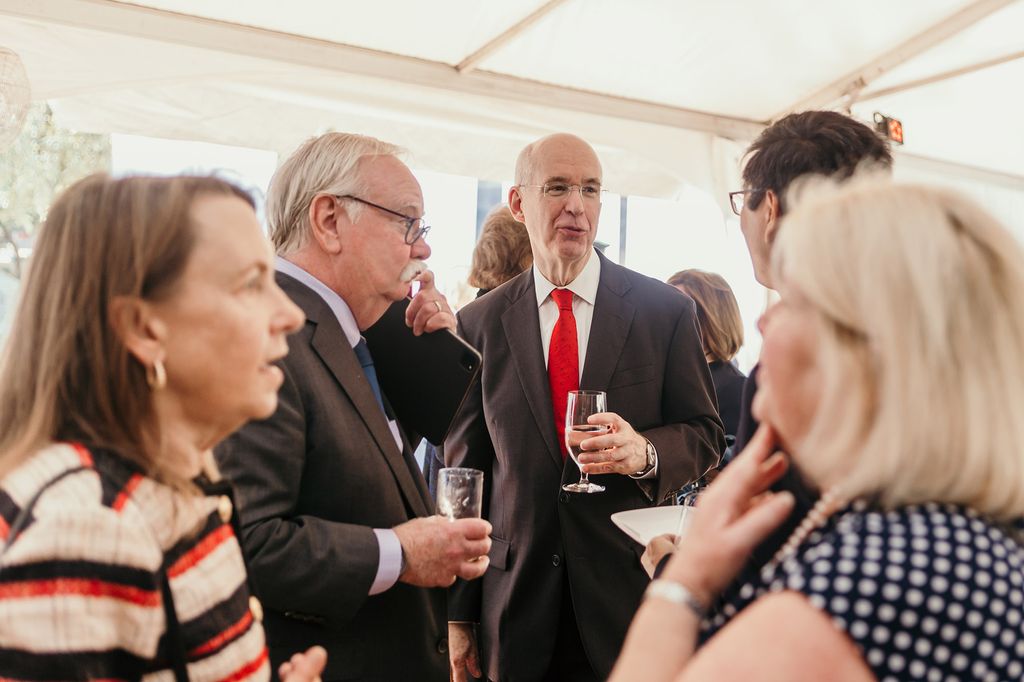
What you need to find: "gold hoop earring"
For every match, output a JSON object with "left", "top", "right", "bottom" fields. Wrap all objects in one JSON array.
[{"left": 146, "top": 358, "right": 167, "bottom": 391}]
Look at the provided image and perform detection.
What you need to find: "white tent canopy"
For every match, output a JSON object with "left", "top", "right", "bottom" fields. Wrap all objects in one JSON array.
[{"left": 1, "top": 0, "right": 1022, "bottom": 209}]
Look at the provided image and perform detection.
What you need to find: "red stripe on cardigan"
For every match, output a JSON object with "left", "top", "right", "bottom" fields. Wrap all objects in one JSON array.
[
  {"left": 0, "top": 577, "right": 160, "bottom": 606},
  {"left": 112, "top": 474, "right": 144, "bottom": 513},
  {"left": 167, "top": 524, "right": 234, "bottom": 578},
  {"left": 69, "top": 442, "right": 94, "bottom": 467},
  {"left": 217, "top": 646, "right": 269, "bottom": 682},
  {"left": 189, "top": 609, "right": 254, "bottom": 658}
]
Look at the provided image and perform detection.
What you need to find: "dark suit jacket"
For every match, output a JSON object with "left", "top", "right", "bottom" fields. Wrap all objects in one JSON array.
[
  {"left": 215, "top": 273, "right": 448, "bottom": 682},
  {"left": 444, "top": 252, "right": 724, "bottom": 681},
  {"left": 723, "top": 366, "right": 817, "bottom": 594},
  {"left": 709, "top": 360, "right": 746, "bottom": 439}
]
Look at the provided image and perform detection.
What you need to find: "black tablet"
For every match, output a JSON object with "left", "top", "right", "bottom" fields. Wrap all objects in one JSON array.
[{"left": 363, "top": 298, "right": 481, "bottom": 445}]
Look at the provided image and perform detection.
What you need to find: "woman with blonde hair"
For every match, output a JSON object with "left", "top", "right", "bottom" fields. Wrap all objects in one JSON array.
[
  {"left": 667, "top": 269, "right": 745, "bottom": 439},
  {"left": 612, "top": 180, "right": 1024, "bottom": 681},
  {"left": 0, "top": 174, "right": 324, "bottom": 681}
]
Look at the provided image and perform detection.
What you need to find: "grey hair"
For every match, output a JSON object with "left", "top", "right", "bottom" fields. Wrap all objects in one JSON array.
[{"left": 267, "top": 132, "right": 403, "bottom": 256}]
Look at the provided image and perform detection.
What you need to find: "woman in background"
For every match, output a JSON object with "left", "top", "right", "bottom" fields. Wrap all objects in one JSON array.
[
  {"left": 667, "top": 269, "right": 746, "bottom": 441},
  {"left": 0, "top": 174, "right": 323, "bottom": 681},
  {"left": 613, "top": 180, "right": 1024, "bottom": 681},
  {"left": 467, "top": 204, "right": 533, "bottom": 298}
]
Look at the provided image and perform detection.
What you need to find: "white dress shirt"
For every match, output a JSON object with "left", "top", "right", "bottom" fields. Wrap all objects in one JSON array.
[
  {"left": 533, "top": 250, "right": 657, "bottom": 478},
  {"left": 276, "top": 257, "right": 405, "bottom": 595},
  {"left": 534, "top": 248, "right": 601, "bottom": 378}
]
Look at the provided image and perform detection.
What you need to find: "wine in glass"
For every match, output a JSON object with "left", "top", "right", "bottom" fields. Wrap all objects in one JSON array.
[{"left": 562, "top": 390, "right": 610, "bottom": 493}]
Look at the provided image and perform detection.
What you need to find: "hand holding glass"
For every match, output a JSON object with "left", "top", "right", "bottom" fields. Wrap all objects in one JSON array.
[
  {"left": 563, "top": 390, "right": 610, "bottom": 493},
  {"left": 436, "top": 467, "right": 484, "bottom": 519}
]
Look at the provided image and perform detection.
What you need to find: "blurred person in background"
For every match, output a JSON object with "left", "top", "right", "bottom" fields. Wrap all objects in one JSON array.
[
  {"left": 612, "top": 180, "right": 1024, "bottom": 681},
  {"left": 667, "top": 269, "right": 746, "bottom": 441},
  {"left": 425, "top": 204, "right": 534, "bottom": 495},
  {"left": 0, "top": 174, "right": 325, "bottom": 681},
  {"left": 467, "top": 204, "right": 533, "bottom": 298},
  {"left": 215, "top": 132, "right": 491, "bottom": 681}
]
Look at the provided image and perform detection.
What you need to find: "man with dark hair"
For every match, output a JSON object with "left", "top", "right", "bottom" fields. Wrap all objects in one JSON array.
[
  {"left": 732, "top": 110, "right": 893, "bottom": 289},
  {"left": 725, "top": 110, "right": 892, "bottom": 570},
  {"left": 651, "top": 110, "right": 894, "bottom": 581}
]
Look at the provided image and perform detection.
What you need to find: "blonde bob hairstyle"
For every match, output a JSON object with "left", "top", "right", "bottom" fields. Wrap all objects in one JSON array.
[
  {"left": 267, "top": 132, "right": 402, "bottom": 256},
  {"left": 0, "top": 173, "right": 254, "bottom": 485},
  {"left": 775, "top": 178, "right": 1024, "bottom": 520}
]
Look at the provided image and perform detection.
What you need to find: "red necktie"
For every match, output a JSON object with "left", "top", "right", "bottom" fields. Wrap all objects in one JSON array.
[{"left": 548, "top": 288, "right": 580, "bottom": 459}]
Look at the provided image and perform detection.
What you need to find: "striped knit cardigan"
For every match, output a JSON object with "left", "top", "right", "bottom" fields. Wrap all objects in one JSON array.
[{"left": 0, "top": 443, "right": 269, "bottom": 681}]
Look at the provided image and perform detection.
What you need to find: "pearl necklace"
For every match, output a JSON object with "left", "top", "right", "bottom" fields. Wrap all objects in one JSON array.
[{"left": 770, "top": 485, "right": 845, "bottom": 566}]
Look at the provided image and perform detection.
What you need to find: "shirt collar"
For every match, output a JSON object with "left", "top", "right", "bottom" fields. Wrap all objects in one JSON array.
[
  {"left": 276, "top": 256, "right": 361, "bottom": 348},
  {"left": 533, "top": 248, "right": 601, "bottom": 308}
]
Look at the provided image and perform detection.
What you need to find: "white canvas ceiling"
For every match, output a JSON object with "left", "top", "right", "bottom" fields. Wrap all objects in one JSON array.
[{"left": 0, "top": 0, "right": 1022, "bottom": 201}]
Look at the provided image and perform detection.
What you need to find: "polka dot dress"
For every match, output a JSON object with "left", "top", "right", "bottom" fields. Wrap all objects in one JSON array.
[{"left": 700, "top": 501, "right": 1024, "bottom": 681}]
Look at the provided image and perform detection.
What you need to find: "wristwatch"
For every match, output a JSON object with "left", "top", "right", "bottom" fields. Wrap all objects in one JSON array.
[{"left": 632, "top": 439, "right": 657, "bottom": 477}]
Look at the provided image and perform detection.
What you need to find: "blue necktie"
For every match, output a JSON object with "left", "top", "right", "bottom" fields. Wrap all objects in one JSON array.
[{"left": 353, "top": 338, "right": 386, "bottom": 416}]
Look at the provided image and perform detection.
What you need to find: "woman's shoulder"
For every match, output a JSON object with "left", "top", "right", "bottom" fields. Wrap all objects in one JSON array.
[
  {"left": 2, "top": 443, "right": 215, "bottom": 563},
  {"left": 710, "top": 360, "right": 746, "bottom": 381},
  {"left": 793, "top": 501, "right": 1024, "bottom": 594},
  {"left": 772, "top": 501, "right": 1024, "bottom": 680},
  {"left": 2, "top": 444, "right": 166, "bottom": 568}
]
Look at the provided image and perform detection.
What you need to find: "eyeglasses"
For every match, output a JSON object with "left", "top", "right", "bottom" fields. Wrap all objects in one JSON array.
[
  {"left": 337, "top": 195, "right": 431, "bottom": 244},
  {"left": 519, "top": 183, "right": 605, "bottom": 202},
  {"left": 728, "top": 189, "right": 766, "bottom": 216}
]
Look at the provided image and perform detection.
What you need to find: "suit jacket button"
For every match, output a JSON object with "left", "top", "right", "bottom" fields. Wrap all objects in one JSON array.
[
  {"left": 218, "top": 495, "right": 233, "bottom": 523},
  {"left": 551, "top": 554, "right": 561, "bottom": 567},
  {"left": 558, "top": 492, "right": 569, "bottom": 503},
  {"left": 437, "top": 637, "right": 448, "bottom": 654},
  {"left": 249, "top": 596, "right": 264, "bottom": 622}
]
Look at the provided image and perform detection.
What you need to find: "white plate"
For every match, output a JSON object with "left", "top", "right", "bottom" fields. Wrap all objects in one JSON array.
[{"left": 611, "top": 506, "right": 695, "bottom": 546}]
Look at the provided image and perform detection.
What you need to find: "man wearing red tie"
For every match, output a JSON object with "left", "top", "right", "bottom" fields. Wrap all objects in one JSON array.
[{"left": 445, "top": 133, "right": 724, "bottom": 681}]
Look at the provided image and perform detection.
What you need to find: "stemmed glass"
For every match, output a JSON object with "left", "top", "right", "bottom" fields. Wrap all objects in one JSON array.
[{"left": 562, "top": 390, "right": 610, "bottom": 493}]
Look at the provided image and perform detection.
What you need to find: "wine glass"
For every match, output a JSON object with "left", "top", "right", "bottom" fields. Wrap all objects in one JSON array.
[
  {"left": 436, "top": 467, "right": 484, "bottom": 519},
  {"left": 562, "top": 390, "right": 610, "bottom": 493}
]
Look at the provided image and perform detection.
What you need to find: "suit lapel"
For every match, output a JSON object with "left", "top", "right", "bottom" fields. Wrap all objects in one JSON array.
[
  {"left": 581, "top": 254, "right": 635, "bottom": 394},
  {"left": 501, "top": 274, "right": 563, "bottom": 469},
  {"left": 278, "top": 273, "right": 431, "bottom": 518}
]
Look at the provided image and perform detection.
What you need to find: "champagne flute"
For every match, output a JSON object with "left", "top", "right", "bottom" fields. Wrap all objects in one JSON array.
[{"left": 562, "top": 390, "right": 610, "bottom": 493}]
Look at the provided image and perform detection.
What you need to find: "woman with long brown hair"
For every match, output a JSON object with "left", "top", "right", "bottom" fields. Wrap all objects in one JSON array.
[{"left": 0, "top": 174, "right": 323, "bottom": 681}]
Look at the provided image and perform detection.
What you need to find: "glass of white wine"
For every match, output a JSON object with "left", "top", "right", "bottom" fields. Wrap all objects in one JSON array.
[{"left": 562, "top": 390, "right": 610, "bottom": 493}]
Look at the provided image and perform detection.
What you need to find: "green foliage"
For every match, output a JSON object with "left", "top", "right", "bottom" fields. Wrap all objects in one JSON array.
[{"left": 0, "top": 103, "right": 110, "bottom": 278}]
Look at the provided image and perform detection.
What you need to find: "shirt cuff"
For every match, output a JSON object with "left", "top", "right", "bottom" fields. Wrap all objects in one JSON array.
[{"left": 369, "top": 528, "right": 403, "bottom": 595}]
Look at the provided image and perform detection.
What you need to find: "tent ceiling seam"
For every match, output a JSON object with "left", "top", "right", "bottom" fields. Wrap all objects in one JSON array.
[
  {"left": 857, "top": 48, "right": 1024, "bottom": 102},
  {"left": 771, "top": 0, "right": 1016, "bottom": 120},
  {"left": 455, "top": 0, "right": 572, "bottom": 74},
  {"left": 0, "top": 0, "right": 766, "bottom": 139}
]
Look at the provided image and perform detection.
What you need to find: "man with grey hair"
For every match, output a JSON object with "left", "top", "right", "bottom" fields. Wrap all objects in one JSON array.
[
  {"left": 216, "top": 132, "right": 491, "bottom": 681},
  {"left": 445, "top": 133, "right": 724, "bottom": 681}
]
